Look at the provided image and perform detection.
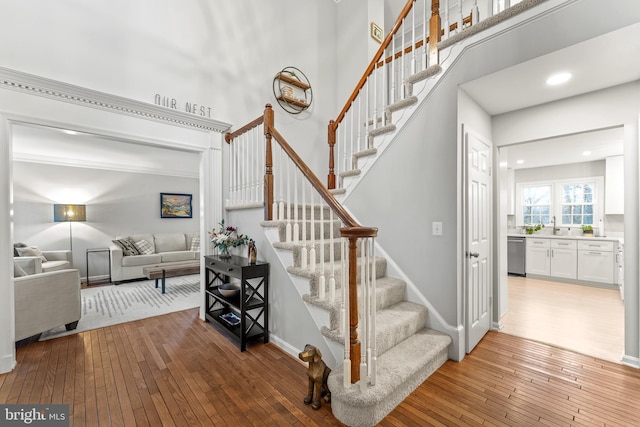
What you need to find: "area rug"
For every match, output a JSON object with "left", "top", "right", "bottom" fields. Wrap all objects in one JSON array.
[{"left": 40, "top": 274, "right": 200, "bottom": 340}]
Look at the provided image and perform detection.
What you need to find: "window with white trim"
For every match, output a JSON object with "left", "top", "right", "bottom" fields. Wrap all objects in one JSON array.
[{"left": 516, "top": 177, "right": 603, "bottom": 226}]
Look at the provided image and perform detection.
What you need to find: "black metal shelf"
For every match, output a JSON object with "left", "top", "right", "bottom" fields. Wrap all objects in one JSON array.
[{"left": 204, "top": 255, "right": 269, "bottom": 351}]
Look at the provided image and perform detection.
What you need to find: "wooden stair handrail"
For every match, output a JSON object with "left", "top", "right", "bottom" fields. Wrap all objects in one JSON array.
[
  {"left": 225, "top": 115, "right": 264, "bottom": 144},
  {"left": 334, "top": 0, "right": 416, "bottom": 126}
]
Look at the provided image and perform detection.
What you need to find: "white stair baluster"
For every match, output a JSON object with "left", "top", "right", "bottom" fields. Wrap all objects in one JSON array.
[
  {"left": 360, "top": 239, "right": 368, "bottom": 391},
  {"left": 300, "top": 180, "right": 308, "bottom": 269},
  {"left": 329, "top": 209, "right": 336, "bottom": 302},
  {"left": 309, "top": 191, "right": 316, "bottom": 272},
  {"left": 342, "top": 237, "right": 351, "bottom": 388},
  {"left": 370, "top": 237, "right": 377, "bottom": 386},
  {"left": 278, "top": 147, "right": 284, "bottom": 220},
  {"left": 285, "top": 159, "right": 292, "bottom": 242},
  {"left": 293, "top": 165, "right": 299, "bottom": 243},
  {"left": 318, "top": 202, "right": 325, "bottom": 300}
]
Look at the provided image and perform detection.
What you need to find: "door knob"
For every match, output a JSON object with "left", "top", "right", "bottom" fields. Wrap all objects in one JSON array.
[{"left": 467, "top": 252, "right": 480, "bottom": 258}]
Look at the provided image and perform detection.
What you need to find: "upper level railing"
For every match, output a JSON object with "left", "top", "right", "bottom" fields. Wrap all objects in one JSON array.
[
  {"left": 325, "top": 0, "right": 545, "bottom": 189},
  {"left": 226, "top": 105, "right": 378, "bottom": 388}
]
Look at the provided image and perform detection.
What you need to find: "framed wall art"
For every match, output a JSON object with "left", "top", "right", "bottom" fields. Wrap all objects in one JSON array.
[
  {"left": 371, "top": 22, "right": 383, "bottom": 43},
  {"left": 160, "top": 193, "right": 192, "bottom": 218}
]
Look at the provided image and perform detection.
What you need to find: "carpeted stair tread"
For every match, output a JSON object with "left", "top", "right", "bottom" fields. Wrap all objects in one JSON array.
[
  {"left": 353, "top": 147, "right": 378, "bottom": 159},
  {"left": 404, "top": 64, "right": 442, "bottom": 85},
  {"left": 368, "top": 124, "right": 396, "bottom": 138},
  {"left": 302, "top": 276, "right": 407, "bottom": 329},
  {"left": 340, "top": 169, "right": 361, "bottom": 178},
  {"left": 385, "top": 96, "right": 418, "bottom": 113},
  {"left": 264, "top": 219, "right": 342, "bottom": 243},
  {"left": 321, "top": 301, "right": 428, "bottom": 356},
  {"left": 328, "top": 328, "right": 451, "bottom": 427}
]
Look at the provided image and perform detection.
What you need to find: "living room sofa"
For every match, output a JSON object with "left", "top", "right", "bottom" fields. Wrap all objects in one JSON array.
[
  {"left": 14, "top": 267, "right": 81, "bottom": 341},
  {"left": 109, "top": 232, "right": 200, "bottom": 283}
]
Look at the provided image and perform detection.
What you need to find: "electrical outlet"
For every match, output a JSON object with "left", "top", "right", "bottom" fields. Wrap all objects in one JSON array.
[{"left": 432, "top": 221, "right": 443, "bottom": 236}]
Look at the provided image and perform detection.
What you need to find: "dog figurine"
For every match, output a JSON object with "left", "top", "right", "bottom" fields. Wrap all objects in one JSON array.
[{"left": 298, "top": 344, "right": 331, "bottom": 410}]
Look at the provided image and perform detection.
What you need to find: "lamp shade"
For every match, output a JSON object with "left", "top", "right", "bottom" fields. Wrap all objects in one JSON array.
[{"left": 54, "top": 204, "right": 86, "bottom": 222}]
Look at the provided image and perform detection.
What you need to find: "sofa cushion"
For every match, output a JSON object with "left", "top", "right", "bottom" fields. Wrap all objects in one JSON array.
[
  {"left": 16, "top": 246, "right": 48, "bottom": 262},
  {"left": 123, "top": 234, "right": 156, "bottom": 252},
  {"left": 161, "top": 251, "right": 196, "bottom": 263},
  {"left": 134, "top": 239, "right": 154, "bottom": 255},
  {"left": 112, "top": 238, "right": 140, "bottom": 256},
  {"left": 42, "top": 260, "right": 71, "bottom": 273},
  {"left": 121, "top": 254, "right": 162, "bottom": 267},
  {"left": 154, "top": 233, "right": 187, "bottom": 253}
]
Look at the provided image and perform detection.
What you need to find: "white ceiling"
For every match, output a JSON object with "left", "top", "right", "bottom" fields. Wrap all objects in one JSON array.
[{"left": 461, "top": 22, "right": 640, "bottom": 169}]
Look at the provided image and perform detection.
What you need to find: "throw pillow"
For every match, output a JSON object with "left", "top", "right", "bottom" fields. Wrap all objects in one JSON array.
[
  {"left": 13, "top": 242, "right": 28, "bottom": 257},
  {"left": 134, "top": 239, "right": 154, "bottom": 255},
  {"left": 112, "top": 238, "right": 141, "bottom": 256},
  {"left": 15, "top": 246, "right": 48, "bottom": 262},
  {"left": 13, "top": 262, "right": 27, "bottom": 277},
  {"left": 190, "top": 236, "right": 200, "bottom": 251}
]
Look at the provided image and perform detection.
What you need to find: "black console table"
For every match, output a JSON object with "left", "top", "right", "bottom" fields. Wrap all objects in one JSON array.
[{"left": 204, "top": 255, "right": 269, "bottom": 351}]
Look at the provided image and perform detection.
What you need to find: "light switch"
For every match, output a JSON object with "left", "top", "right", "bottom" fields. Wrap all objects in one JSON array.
[{"left": 432, "top": 221, "right": 443, "bottom": 236}]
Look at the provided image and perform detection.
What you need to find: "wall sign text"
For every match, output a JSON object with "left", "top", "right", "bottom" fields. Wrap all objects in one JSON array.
[{"left": 154, "top": 94, "right": 212, "bottom": 118}]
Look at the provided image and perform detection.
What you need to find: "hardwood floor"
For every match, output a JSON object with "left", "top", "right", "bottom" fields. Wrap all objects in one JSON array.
[
  {"left": 500, "top": 276, "right": 624, "bottom": 364},
  {"left": 2, "top": 308, "right": 640, "bottom": 426}
]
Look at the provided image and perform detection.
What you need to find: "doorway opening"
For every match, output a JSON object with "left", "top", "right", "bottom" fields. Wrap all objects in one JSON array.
[{"left": 497, "top": 128, "right": 625, "bottom": 363}]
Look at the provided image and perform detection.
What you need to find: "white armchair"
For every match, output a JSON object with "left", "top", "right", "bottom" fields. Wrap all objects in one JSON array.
[
  {"left": 14, "top": 268, "right": 81, "bottom": 341},
  {"left": 14, "top": 250, "right": 73, "bottom": 275}
]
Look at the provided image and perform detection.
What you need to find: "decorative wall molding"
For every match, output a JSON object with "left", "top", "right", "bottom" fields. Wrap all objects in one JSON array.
[
  {"left": 12, "top": 153, "right": 200, "bottom": 179},
  {"left": 0, "top": 66, "right": 231, "bottom": 133}
]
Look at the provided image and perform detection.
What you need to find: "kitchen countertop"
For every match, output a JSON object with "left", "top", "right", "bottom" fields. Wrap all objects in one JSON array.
[{"left": 507, "top": 233, "right": 623, "bottom": 243}]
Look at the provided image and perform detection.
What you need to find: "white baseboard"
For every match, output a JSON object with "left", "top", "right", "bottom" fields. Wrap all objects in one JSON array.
[
  {"left": 268, "top": 333, "right": 303, "bottom": 363},
  {"left": 621, "top": 354, "right": 640, "bottom": 369},
  {"left": 0, "top": 352, "right": 16, "bottom": 374}
]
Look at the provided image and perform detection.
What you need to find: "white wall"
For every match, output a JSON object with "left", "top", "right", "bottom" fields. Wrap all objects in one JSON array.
[
  {"left": 13, "top": 162, "right": 199, "bottom": 281},
  {"left": 0, "top": 0, "right": 337, "bottom": 176}
]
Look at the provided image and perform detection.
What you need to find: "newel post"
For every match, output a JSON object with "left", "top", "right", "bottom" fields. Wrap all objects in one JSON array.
[
  {"left": 429, "top": 0, "right": 441, "bottom": 66},
  {"left": 328, "top": 120, "right": 337, "bottom": 190},
  {"left": 347, "top": 236, "right": 361, "bottom": 383},
  {"left": 264, "top": 104, "right": 274, "bottom": 220}
]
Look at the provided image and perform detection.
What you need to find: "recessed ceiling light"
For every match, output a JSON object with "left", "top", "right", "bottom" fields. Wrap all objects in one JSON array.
[
  {"left": 583, "top": 150, "right": 592, "bottom": 156},
  {"left": 516, "top": 159, "right": 524, "bottom": 164},
  {"left": 546, "top": 72, "right": 572, "bottom": 86}
]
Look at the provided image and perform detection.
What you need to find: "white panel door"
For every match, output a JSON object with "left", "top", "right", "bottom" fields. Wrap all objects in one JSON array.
[{"left": 465, "top": 129, "right": 492, "bottom": 353}]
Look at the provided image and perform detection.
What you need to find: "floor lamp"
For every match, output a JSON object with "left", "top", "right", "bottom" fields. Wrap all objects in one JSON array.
[{"left": 54, "top": 204, "right": 86, "bottom": 251}]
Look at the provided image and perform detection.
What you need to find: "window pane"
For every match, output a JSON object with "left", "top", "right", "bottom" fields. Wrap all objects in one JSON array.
[
  {"left": 541, "top": 206, "right": 550, "bottom": 214},
  {"left": 584, "top": 215, "right": 593, "bottom": 225},
  {"left": 584, "top": 205, "right": 593, "bottom": 215},
  {"left": 572, "top": 206, "right": 582, "bottom": 215},
  {"left": 541, "top": 215, "right": 549, "bottom": 224},
  {"left": 585, "top": 193, "right": 593, "bottom": 203},
  {"left": 524, "top": 206, "right": 531, "bottom": 215},
  {"left": 562, "top": 206, "right": 571, "bottom": 215},
  {"left": 573, "top": 215, "right": 581, "bottom": 224},
  {"left": 562, "top": 215, "right": 571, "bottom": 224}
]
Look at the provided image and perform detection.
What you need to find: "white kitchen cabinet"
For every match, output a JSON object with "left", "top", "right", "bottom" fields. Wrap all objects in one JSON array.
[
  {"left": 550, "top": 239, "right": 577, "bottom": 279},
  {"left": 577, "top": 240, "right": 615, "bottom": 284},
  {"left": 526, "top": 238, "right": 550, "bottom": 276},
  {"left": 605, "top": 156, "right": 624, "bottom": 214}
]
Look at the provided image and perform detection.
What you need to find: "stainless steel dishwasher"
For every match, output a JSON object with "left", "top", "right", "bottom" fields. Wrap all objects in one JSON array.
[{"left": 508, "top": 236, "right": 526, "bottom": 276}]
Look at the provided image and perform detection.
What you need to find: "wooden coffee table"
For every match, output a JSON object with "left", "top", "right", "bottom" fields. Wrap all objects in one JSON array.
[{"left": 142, "top": 261, "right": 200, "bottom": 294}]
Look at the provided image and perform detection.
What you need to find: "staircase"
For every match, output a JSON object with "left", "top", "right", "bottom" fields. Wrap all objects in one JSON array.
[
  {"left": 262, "top": 206, "right": 451, "bottom": 426},
  {"left": 223, "top": 2, "right": 554, "bottom": 424}
]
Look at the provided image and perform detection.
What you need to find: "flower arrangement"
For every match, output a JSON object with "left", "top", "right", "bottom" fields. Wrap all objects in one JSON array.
[{"left": 209, "top": 220, "right": 250, "bottom": 256}]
